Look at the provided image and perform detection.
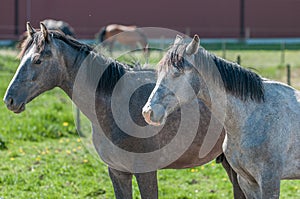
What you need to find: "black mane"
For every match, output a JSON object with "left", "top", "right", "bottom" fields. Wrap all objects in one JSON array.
[
  {"left": 97, "top": 59, "right": 126, "bottom": 94},
  {"left": 211, "top": 54, "right": 264, "bottom": 102},
  {"left": 165, "top": 44, "right": 264, "bottom": 102}
]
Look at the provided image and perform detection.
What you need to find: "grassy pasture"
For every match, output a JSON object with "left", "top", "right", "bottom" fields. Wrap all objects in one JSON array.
[{"left": 0, "top": 45, "right": 299, "bottom": 198}]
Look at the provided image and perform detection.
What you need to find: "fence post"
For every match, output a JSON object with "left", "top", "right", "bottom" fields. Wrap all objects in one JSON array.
[
  {"left": 159, "top": 36, "right": 164, "bottom": 57},
  {"left": 287, "top": 64, "right": 291, "bottom": 86},
  {"left": 76, "top": 107, "right": 83, "bottom": 137},
  {"left": 237, "top": 55, "right": 241, "bottom": 65},
  {"left": 222, "top": 41, "right": 226, "bottom": 59},
  {"left": 281, "top": 42, "right": 285, "bottom": 66}
]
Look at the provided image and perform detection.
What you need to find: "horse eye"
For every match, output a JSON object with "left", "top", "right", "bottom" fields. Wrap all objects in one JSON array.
[
  {"left": 34, "top": 59, "right": 41, "bottom": 65},
  {"left": 173, "top": 71, "right": 181, "bottom": 78}
]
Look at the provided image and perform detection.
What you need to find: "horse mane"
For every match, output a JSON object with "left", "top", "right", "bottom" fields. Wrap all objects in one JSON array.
[
  {"left": 165, "top": 44, "right": 265, "bottom": 102},
  {"left": 98, "top": 26, "right": 107, "bottom": 42},
  {"left": 210, "top": 53, "right": 264, "bottom": 102},
  {"left": 96, "top": 58, "right": 126, "bottom": 94},
  {"left": 18, "top": 30, "right": 127, "bottom": 94}
]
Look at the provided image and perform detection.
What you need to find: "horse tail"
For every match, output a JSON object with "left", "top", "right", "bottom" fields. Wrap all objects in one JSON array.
[{"left": 98, "top": 26, "right": 107, "bottom": 43}]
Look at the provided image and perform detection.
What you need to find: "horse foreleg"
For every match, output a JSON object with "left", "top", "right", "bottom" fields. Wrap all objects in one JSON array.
[
  {"left": 219, "top": 154, "right": 246, "bottom": 199},
  {"left": 235, "top": 163, "right": 280, "bottom": 198},
  {"left": 135, "top": 171, "right": 158, "bottom": 199},
  {"left": 108, "top": 167, "right": 133, "bottom": 199},
  {"left": 260, "top": 170, "right": 281, "bottom": 199}
]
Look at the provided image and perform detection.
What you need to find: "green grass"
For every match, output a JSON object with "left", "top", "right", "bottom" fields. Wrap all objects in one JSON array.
[{"left": 0, "top": 47, "right": 299, "bottom": 198}]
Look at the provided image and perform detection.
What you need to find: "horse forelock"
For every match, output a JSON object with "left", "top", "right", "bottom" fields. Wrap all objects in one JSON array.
[
  {"left": 159, "top": 44, "right": 187, "bottom": 73},
  {"left": 18, "top": 31, "right": 47, "bottom": 59}
]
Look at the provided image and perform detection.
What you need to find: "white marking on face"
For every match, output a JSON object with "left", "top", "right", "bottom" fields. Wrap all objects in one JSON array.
[
  {"left": 148, "top": 70, "right": 166, "bottom": 102},
  {"left": 19, "top": 44, "right": 37, "bottom": 67},
  {"left": 6, "top": 46, "right": 36, "bottom": 91}
]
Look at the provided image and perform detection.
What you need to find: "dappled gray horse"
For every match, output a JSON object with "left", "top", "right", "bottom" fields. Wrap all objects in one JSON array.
[
  {"left": 3, "top": 23, "right": 245, "bottom": 199},
  {"left": 143, "top": 35, "right": 300, "bottom": 198}
]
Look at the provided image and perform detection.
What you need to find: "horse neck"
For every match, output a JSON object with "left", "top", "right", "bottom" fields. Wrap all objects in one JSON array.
[
  {"left": 58, "top": 46, "right": 89, "bottom": 97},
  {"left": 194, "top": 50, "right": 258, "bottom": 134},
  {"left": 59, "top": 46, "right": 126, "bottom": 123},
  {"left": 194, "top": 49, "right": 226, "bottom": 106}
]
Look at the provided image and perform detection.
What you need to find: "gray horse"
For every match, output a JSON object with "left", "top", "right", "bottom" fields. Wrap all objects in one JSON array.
[
  {"left": 142, "top": 35, "right": 300, "bottom": 198},
  {"left": 3, "top": 23, "right": 245, "bottom": 198}
]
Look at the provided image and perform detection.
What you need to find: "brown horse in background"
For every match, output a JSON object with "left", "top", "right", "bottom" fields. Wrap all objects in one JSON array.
[{"left": 96, "top": 24, "right": 148, "bottom": 53}]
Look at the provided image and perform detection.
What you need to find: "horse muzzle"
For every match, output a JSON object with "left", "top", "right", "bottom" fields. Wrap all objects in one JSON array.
[
  {"left": 3, "top": 95, "right": 26, "bottom": 114},
  {"left": 142, "top": 104, "right": 165, "bottom": 126}
]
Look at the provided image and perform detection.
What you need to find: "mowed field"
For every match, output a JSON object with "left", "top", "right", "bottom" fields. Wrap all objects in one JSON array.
[{"left": 0, "top": 44, "right": 299, "bottom": 199}]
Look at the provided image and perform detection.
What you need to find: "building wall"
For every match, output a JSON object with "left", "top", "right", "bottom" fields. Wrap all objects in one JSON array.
[
  {"left": 245, "top": 0, "right": 300, "bottom": 38},
  {"left": 0, "top": 0, "right": 300, "bottom": 39},
  {"left": 0, "top": 0, "right": 16, "bottom": 39}
]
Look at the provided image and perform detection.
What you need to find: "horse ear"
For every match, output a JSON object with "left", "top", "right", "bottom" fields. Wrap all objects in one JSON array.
[
  {"left": 40, "top": 22, "right": 49, "bottom": 42},
  {"left": 186, "top": 35, "right": 200, "bottom": 55},
  {"left": 173, "top": 34, "right": 183, "bottom": 46},
  {"left": 26, "top": 22, "right": 36, "bottom": 38}
]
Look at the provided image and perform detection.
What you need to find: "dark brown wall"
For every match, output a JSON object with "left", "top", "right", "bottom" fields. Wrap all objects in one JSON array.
[
  {"left": 0, "top": 0, "right": 300, "bottom": 39},
  {"left": 245, "top": 0, "right": 300, "bottom": 38},
  {"left": 0, "top": 0, "right": 15, "bottom": 39}
]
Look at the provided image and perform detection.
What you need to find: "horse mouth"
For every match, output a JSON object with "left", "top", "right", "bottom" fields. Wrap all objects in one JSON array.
[
  {"left": 11, "top": 103, "right": 26, "bottom": 114},
  {"left": 146, "top": 119, "right": 162, "bottom": 126},
  {"left": 142, "top": 110, "right": 164, "bottom": 126}
]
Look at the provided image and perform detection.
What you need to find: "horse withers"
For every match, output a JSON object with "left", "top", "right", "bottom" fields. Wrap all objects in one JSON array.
[{"left": 3, "top": 22, "right": 245, "bottom": 199}]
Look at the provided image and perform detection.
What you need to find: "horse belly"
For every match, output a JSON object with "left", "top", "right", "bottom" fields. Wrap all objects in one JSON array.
[{"left": 165, "top": 140, "right": 223, "bottom": 169}]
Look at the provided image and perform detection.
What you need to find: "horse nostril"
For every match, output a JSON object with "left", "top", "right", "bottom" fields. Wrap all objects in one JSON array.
[
  {"left": 4, "top": 97, "right": 14, "bottom": 106},
  {"left": 150, "top": 110, "right": 154, "bottom": 119},
  {"left": 8, "top": 98, "right": 13, "bottom": 106},
  {"left": 142, "top": 108, "right": 150, "bottom": 116},
  {"left": 142, "top": 108, "right": 152, "bottom": 122},
  {"left": 142, "top": 105, "right": 150, "bottom": 114}
]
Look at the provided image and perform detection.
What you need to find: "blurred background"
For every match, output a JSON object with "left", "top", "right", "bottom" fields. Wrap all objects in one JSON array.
[
  {"left": 0, "top": 0, "right": 299, "bottom": 198},
  {"left": 1, "top": 0, "right": 300, "bottom": 40}
]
